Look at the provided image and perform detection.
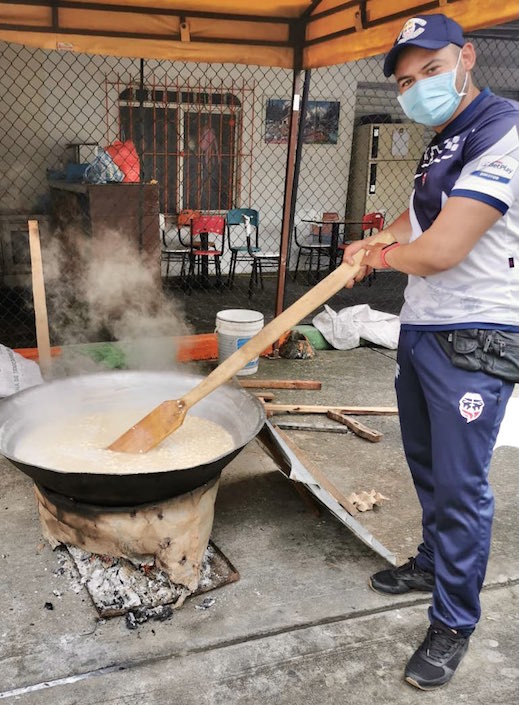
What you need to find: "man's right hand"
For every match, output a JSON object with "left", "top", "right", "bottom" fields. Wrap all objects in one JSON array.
[
  {"left": 341, "top": 237, "right": 376, "bottom": 289},
  {"left": 340, "top": 210, "right": 411, "bottom": 287}
]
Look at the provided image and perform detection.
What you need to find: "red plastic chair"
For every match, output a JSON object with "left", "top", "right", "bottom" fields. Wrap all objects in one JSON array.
[
  {"left": 187, "top": 214, "right": 226, "bottom": 288},
  {"left": 360, "top": 211, "right": 385, "bottom": 239}
]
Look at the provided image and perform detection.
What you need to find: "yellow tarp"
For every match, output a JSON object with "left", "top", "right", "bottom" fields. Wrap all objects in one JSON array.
[{"left": 0, "top": 0, "right": 517, "bottom": 68}]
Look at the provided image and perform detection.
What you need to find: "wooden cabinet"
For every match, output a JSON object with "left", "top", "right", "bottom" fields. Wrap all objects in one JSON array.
[
  {"left": 49, "top": 181, "right": 160, "bottom": 263},
  {"left": 0, "top": 214, "right": 48, "bottom": 288}
]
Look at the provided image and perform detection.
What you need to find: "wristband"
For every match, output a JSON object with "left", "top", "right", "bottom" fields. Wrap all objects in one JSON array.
[{"left": 380, "top": 242, "right": 401, "bottom": 269}]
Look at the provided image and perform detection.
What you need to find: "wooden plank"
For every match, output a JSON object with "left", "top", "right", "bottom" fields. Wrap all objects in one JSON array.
[
  {"left": 28, "top": 220, "right": 51, "bottom": 379},
  {"left": 240, "top": 379, "right": 321, "bottom": 390},
  {"left": 264, "top": 403, "right": 398, "bottom": 416},
  {"left": 14, "top": 346, "right": 62, "bottom": 360},
  {"left": 252, "top": 392, "right": 275, "bottom": 401},
  {"left": 274, "top": 420, "right": 349, "bottom": 434},
  {"left": 273, "top": 426, "right": 359, "bottom": 515},
  {"left": 175, "top": 332, "right": 291, "bottom": 363},
  {"left": 176, "top": 333, "right": 218, "bottom": 362},
  {"left": 326, "top": 410, "right": 383, "bottom": 442}
]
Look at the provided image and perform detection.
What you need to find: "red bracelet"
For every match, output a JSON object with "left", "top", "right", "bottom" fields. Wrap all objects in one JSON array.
[{"left": 380, "top": 242, "right": 401, "bottom": 269}]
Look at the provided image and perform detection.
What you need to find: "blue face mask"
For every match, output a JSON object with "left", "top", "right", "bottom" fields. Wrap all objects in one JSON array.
[{"left": 397, "top": 51, "right": 468, "bottom": 127}]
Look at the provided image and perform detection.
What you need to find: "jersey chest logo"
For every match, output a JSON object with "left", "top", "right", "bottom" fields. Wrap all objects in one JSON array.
[{"left": 459, "top": 392, "right": 485, "bottom": 423}]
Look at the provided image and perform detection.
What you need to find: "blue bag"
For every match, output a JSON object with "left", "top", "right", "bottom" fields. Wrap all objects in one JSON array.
[{"left": 84, "top": 150, "right": 124, "bottom": 184}]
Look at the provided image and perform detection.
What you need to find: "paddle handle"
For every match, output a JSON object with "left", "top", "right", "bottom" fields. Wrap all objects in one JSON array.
[{"left": 181, "top": 230, "right": 395, "bottom": 410}]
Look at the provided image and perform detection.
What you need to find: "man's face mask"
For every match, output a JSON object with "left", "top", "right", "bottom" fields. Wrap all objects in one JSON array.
[{"left": 397, "top": 49, "right": 468, "bottom": 127}]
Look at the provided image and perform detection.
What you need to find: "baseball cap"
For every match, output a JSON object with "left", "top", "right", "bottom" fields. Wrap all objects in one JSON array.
[{"left": 383, "top": 14, "right": 465, "bottom": 77}]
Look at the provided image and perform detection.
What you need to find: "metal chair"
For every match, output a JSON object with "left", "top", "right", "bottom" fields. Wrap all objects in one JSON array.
[
  {"left": 226, "top": 208, "right": 261, "bottom": 288},
  {"left": 244, "top": 214, "right": 280, "bottom": 299},
  {"left": 160, "top": 212, "right": 191, "bottom": 282},
  {"left": 292, "top": 220, "right": 333, "bottom": 283},
  {"left": 186, "top": 214, "right": 226, "bottom": 288}
]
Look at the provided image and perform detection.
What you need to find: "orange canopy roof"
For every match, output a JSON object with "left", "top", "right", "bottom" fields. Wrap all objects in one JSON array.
[{"left": 0, "top": 0, "right": 517, "bottom": 68}]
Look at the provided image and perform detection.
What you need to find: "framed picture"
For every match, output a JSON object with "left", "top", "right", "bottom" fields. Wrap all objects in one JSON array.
[{"left": 264, "top": 98, "right": 340, "bottom": 144}]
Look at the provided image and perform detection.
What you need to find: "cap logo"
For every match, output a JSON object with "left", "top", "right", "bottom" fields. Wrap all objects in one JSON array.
[{"left": 397, "top": 17, "right": 427, "bottom": 44}]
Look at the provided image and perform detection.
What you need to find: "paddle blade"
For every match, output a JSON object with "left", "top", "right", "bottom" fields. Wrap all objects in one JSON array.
[{"left": 107, "top": 400, "right": 187, "bottom": 454}]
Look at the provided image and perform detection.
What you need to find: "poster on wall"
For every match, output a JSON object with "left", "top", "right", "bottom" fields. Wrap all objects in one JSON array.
[{"left": 264, "top": 98, "right": 340, "bottom": 144}]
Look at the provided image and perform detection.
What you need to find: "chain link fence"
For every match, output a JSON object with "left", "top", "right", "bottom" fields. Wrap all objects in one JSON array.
[{"left": 0, "top": 32, "right": 517, "bottom": 349}]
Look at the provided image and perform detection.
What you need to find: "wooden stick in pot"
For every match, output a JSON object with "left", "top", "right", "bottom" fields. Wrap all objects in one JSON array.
[
  {"left": 28, "top": 220, "right": 52, "bottom": 379},
  {"left": 108, "top": 230, "right": 395, "bottom": 453}
]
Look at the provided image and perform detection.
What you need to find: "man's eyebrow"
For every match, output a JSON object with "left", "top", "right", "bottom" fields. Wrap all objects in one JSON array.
[{"left": 396, "top": 57, "right": 445, "bottom": 82}]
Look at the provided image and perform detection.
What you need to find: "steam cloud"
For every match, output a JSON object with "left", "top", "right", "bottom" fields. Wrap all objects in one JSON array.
[{"left": 42, "top": 223, "right": 191, "bottom": 374}]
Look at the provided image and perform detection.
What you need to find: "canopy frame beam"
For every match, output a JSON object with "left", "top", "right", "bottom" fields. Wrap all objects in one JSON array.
[
  {"left": 0, "top": 22, "right": 293, "bottom": 46},
  {"left": 304, "top": 0, "right": 462, "bottom": 47},
  {"left": 1, "top": 0, "right": 298, "bottom": 24}
]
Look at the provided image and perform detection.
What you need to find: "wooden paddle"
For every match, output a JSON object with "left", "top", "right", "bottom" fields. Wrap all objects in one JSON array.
[{"left": 108, "top": 230, "right": 395, "bottom": 453}]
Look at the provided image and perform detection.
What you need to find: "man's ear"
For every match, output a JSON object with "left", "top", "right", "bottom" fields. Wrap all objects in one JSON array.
[{"left": 461, "top": 42, "right": 476, "bottom": 71}]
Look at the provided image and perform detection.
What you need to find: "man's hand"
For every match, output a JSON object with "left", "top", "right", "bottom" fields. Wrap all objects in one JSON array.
[
  {"left": 342, "top": 236, "right": 399, "bottom": 288},
  {"left": 361, "top": 241, "right": 400, "bottom": 269},
  {"left": 342, "top": 238, "right": 374, "bottom": 288}
]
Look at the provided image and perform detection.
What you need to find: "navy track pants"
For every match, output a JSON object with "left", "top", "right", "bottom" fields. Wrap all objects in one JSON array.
[{"left": 395, "top": 329, "right": 513, "bottom": 633}]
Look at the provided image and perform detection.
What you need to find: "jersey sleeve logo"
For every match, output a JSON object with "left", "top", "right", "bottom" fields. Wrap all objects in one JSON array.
[
  {"left": 459, "top": 392, "right": 485, "bottom": 423},
  {"left": 471, "top": 154, "right": 519, "bottom": 184}
]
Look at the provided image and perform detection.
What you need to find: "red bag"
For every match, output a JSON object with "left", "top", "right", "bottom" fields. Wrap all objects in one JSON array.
[{"left": 105, "top": 140, "right": 140, "bottom": 182}]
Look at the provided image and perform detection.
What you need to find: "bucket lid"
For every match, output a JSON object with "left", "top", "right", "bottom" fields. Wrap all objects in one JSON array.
[{"left": 216, "top": 309, "right": 264, "bottom": 324}]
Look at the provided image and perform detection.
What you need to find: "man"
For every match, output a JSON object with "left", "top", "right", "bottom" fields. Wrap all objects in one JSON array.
[{"left": 343, "top": 13, "right": 519, "bottom": 691}]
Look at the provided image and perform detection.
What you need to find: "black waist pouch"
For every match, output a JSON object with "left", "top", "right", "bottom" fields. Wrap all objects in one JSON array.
[{"left": 435, "top": 329, "right": 519, "bottom": 383}]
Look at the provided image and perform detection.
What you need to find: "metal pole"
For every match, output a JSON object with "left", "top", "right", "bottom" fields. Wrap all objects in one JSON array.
[
  {"left": 274, "top": 69, "right": 301, "bottom": 319},
  {"left": 285, "top": 68, "right": 311, "bottom": 294},
  {"left": 274, "top": 68, "right": 311, "bottom": 319}
]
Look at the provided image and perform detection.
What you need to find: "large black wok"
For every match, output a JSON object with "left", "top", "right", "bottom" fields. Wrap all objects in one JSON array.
[{"left": 0, "top": 370, "right": 265, "bottom": 506}]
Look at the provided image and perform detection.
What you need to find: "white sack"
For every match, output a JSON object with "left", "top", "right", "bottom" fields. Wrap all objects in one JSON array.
[
  {"left": 0, "top": 344, "right": 44, "bottom": 397},
  {"left": 494, "top": 396, "right": 519, "bottom": 449},
  {"left": 312, "top": 304, "right": 400, "bottom": 350}
]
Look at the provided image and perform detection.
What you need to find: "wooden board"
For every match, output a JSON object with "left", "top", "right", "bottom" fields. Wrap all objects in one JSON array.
[
  {"left": 264, "top": 403, "right": 398, "bottom": 416},
  {"left": 28, "top": 220, "right": 51, "bottom": 378},
  {"left": 274, "top": 420, "right": 349, "bottom": 434},
  {"left": 326, "top": 411, "right": 383, "bottom": 442},
  {"left": 240, "top": 379, "right": 321, "bottom": 390}
]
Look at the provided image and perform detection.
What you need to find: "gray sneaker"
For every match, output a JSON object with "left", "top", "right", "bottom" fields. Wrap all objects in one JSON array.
[{"left": 369, "top": 557, "right": 434, "bottom": 594}]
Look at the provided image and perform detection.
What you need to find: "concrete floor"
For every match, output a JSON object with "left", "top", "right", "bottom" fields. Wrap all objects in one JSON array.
[{"left": 1, "top": 349, "right": 518, "bottom": 704}]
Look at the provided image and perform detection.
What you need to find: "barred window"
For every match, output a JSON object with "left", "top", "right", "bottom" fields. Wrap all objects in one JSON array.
[{"left": 115, "top": 82, "right": 247, "bottom": 214}]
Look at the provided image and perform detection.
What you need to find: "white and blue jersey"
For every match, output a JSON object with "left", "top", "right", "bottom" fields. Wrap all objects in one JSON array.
[{"left": 400, "top": 88, "right": 519, "bottom": 329}]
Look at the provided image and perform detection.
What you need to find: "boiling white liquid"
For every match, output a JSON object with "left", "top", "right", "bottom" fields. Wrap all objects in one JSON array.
[{"left": 14, "top": 409, "right": 235, "bottom": 474}]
